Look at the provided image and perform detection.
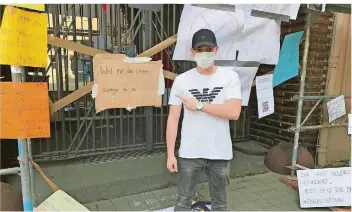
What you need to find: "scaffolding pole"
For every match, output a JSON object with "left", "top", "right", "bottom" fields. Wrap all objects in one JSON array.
[
  {"left": 11, "top": 66, "right": 33, "bottom": 211},
  {"left": 290, "top": 10, "right": 311, "bottom": 177}
]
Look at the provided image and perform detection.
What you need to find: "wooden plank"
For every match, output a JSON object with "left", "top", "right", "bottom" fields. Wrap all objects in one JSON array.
[
  {"left": 49, "top": 35, "right": 177, "bottom": 115},
  {"left": 279, "top": 176, "right": 351, "bottom": 212}
]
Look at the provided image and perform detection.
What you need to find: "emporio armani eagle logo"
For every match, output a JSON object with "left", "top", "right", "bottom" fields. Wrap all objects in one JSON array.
[{"left": 189, "top": 87, "right": 223, "bottom": 103}]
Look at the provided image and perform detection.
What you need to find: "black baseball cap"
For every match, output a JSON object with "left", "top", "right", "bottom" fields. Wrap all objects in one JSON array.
[{"left": 192, "top": 29, "right": 217, "bottom": 50}]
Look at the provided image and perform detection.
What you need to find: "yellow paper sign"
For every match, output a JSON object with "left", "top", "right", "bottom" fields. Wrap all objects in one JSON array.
[
  {"left": 9, "top": 4, "right": 45, "bottom": 12},
  {"left": 0, "top": 6, "right": 48, "bottom": 67}
]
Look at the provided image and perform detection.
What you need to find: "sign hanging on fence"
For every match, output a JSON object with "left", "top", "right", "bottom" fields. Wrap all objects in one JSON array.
[
  {"left": 0, "top": 82, "right": 51, "bottom": 139},
  {"left": 0, "top": 6, "right": 48, "bottom": 67},
  {"left": 172, "top": 4, "right": 281, "bottom": 65},
  {"left": 92, "top": 54, "right": 164, "bottom": 112},
  {"left": 297, "top": 167, "right": 352, "bottom": 208}
]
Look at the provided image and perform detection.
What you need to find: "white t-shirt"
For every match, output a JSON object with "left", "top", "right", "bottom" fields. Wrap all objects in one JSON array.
[{"left": 168, "top": 67, "right": 242, "bottom": 160}]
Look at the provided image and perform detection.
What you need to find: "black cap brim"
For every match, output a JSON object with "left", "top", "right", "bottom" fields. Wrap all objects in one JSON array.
[{"left": 192, "top": 41, "right": 217, "bottom": 50}]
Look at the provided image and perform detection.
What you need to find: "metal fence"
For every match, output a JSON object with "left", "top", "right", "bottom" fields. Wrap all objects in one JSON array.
[{"left": 21, "top": 4, "right": 250, "bottom": 161}]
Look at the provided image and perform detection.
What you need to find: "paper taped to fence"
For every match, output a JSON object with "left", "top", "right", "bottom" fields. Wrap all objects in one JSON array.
[
  {"left": 0, "top": 82, "right": 50, "bottom": 139},
  {"left": 273, "top": 31, "right": 304, "bottom": 87},
  {"left": 0, "top": 6, "right": 48, "bottom": 67},
  {"left": 327, "top": 95, "right": 346, "bottom": 123},
  {"left": 236, "top": 4, "right": 300, "bottom": 20},
  {"left": 35, "top": 190, "right": 89, "bottom": 211},
  {"left": 93, "top": 54, "right": 163, "bottom": 112},
  {"left": 256, "top": 74, "right": 274, "bottom": 118},
  {"left": 173, "top": 4, "right": 281, "bottom": 65},
  {"left": 8, "top": 4, "right": 45, "bottom": 12},
  {"left": 230, "top": 66, "right": 258, "bottom": 106},
  {"left": 297, "top": 167, "right": 352, "bottom": 208}
]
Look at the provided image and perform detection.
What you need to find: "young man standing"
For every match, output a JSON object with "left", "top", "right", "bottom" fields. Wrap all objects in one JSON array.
[{"left": 166, "top": 28, "right": 242, "bottom": 211}]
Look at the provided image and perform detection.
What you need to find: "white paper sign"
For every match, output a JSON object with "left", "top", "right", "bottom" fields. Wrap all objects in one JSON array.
[
  {"left": 256, "top": 74, "right": 274, "bottom": 118},
  {"left": 297, "top": 167, "right": 352, "bottom": 208},
  {"left": 35, "top": 190, "right": 89, "bottom": 211},
  {"left": 236, "top": 4, "right": 300, "bottom": 20},
  {"left": 231, "top": 66, "right": 258, "bottom": 106},
  {"left": 173, "top": 5, "right": 280, "bottom": 65},
  {"left": 348, "top": 113, "right": 352, "bottom": 135},
  {"left": 327, "top": 95, "right": 346, "bottom": 123}
]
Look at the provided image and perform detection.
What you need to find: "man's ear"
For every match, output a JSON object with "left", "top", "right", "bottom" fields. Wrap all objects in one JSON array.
[
  {"left": 191, "top": 48, "right": 196, "bottom": 57},
  {"left": 215, "top": 46, "right": 219, "bottom": 54}
]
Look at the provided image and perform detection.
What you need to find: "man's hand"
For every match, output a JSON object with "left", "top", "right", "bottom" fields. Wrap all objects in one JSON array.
[
  {"left": 176, "top": 94, "right": 197, "bottom": 111},
  {"left": 167, "top": 155, "right": 178, "bottom": 172}
]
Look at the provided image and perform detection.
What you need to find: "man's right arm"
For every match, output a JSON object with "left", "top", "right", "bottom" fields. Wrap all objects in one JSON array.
[
  {"left": 166, "top": 105, "right": 182, "bottom": 158},
  {"left": 166, "top": 77, "right": 183, "bottom": 172}
]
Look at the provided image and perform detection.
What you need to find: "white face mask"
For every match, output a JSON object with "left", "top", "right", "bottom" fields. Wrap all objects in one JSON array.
[{"left": 194, "top": 52, "right": 216, "bottom": 69}]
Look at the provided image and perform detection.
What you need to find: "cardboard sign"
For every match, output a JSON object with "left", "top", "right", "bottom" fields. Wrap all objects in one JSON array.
[
  {"left": 8, "top": 4, "right": 45, "bottom": 12},
  {"left": 35, "top": 190, "right": 89, "bottom": 211},
  {"left": 297, "top": 167, "right": 351, "bottom": 208},
  {"left": 0, "top": 6, "right": 48, "bottom": 67},
  {"left": 0, "top": 82, "right": 50, "bottom": 139},
  {"left": 93, "top": 54, "right": 163, "bottom": 112}
]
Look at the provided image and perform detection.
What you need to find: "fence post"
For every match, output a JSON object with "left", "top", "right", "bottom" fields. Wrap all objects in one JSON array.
[
  {"left": 11, "top": 65, "right": 33, "bottom": 211},
  {"left": 143, "top": 10, "right": 154, "bottom": 151}
]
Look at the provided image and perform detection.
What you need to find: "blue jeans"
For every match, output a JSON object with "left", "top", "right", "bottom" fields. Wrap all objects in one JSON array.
[{"left": 174, "top": 158, "right": 231, "bottom": 211}]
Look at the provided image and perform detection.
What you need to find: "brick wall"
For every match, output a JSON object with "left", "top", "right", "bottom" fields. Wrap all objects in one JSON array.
[{"left": 249, "top": 6, "right": 334, "bottom": 158}]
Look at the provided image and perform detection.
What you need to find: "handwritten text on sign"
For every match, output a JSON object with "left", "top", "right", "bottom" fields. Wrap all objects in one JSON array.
[
  {"left": 0, "top": 6, "right": 48, "bottom": 67},
  {"left": 327, "top": 95, "right": 346, "bottom": 123},
  {"left": 93, "top": 54, "right": 163, "bottom": 112},
  {"left": 297, "top": 167, "right": 351, "bottom": 208},
  {"left": 0, "top": 82, "right": 50, "bottom": 139}
]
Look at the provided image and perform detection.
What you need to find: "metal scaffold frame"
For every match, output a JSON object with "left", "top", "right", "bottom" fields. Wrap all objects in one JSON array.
[{"left": 288, "top": 6, "right": 351, "bottom": 176}]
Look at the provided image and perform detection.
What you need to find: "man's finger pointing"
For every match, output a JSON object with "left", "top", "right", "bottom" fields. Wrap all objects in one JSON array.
[{"left": 176, "top": 94, "right": 186, "bottom": 101}]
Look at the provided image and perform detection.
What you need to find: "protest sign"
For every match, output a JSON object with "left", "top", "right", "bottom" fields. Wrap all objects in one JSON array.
[
  {"left": 93, "top": 54, "right": 163, "bottom": 112},
  {"left": 0, "top": 6, "right": 48, "bottom": 67},
  {"left": 297, "top": 167, "right": 351, "bottom": 208},
  {"left": 0, "top": 82, "right": 50, "bottom": 139}
]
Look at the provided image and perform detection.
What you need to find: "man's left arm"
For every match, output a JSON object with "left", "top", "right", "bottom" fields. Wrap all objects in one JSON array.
[{"left": 202, "top": 73, "right": 242, "bottom": 120}]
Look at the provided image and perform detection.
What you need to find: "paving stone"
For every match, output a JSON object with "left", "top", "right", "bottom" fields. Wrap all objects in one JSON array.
[
  {"left": 235, "top": 188, "right": 253, "bottom": 195},
  {"left": 196, "top": 183, "right": 211, "bottom": 200},
  {"left": 257, "top": 188, "right": 283, "bottom": 199},
  {"left": 228, "top": 182, "right": 249, "bottom": 191},
  {"left": 140, "top": 191, "right": 164, "bottom": 210},
  {"left": 228, "top": 203, "right": 248, "bottom": 211},
  {"left": 234, "top": 192, "right": 261, "bottom": 204},
  {"left": 111, "top": 197, "right": 132, "bottom": 211},
  {"left": 95, "top": 200, "right": 115, "bottom": 211},
  {"left": 277, "top": 202, "right": 303, "bottom": 211},
  {"left": 166, "top": 186, "right": 178, "bottom": 197},
  {"left": 83, "top": 203, "right": 97, "bottom": 211},
  {"left": 125, "top": 194, "right": 149, "bottom": 211}
]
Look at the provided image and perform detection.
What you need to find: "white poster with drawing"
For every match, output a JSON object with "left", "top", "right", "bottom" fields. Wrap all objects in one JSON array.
[
  {"left": 230, "top": 66, "right": 258, "bottom": 106},
  {"left": 172, "top": 4, "right": 281, "bottom": 65},
  {"left": 236, "top": 4, "right": 300, "bottom": 20},
  {"left": 327, "top": 95, "right": 346, "bottom": 123},
  {"left": 256, "top": 74, "right": 275, "bottom": 118}
]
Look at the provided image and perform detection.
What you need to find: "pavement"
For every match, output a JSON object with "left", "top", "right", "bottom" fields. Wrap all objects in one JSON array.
[
  {"left": 84, "top": 172, "right": 329, "bottom": 211},
  {"left": 4, "top": 141, "right": 269, "bottom": 206}
]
